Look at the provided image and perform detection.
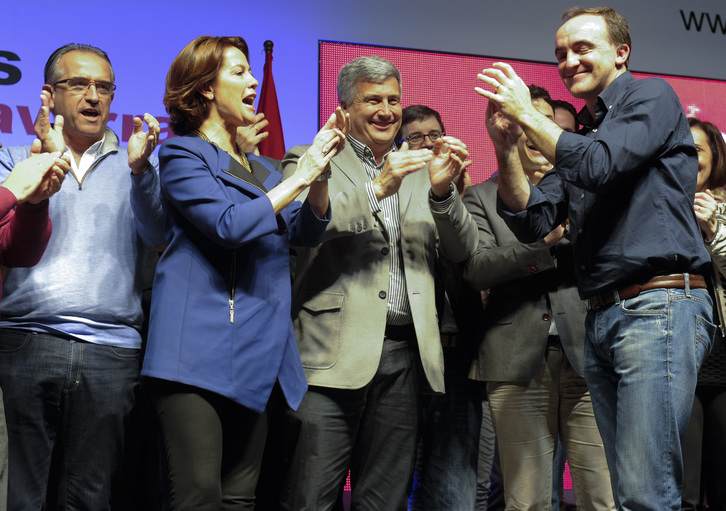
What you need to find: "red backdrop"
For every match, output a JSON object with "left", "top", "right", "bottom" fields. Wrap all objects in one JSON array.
[{"left": 319, "top": 40, "right": 726, "bottom": 186}]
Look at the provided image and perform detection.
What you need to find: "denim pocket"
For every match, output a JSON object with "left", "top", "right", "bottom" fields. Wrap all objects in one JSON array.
[
  {"left": 110, "top": 346, "right": 141, "bottom": 359},
  {"left": 619, "top": 289, "right": 668, "bottom": 315},
  {"left": 694, "top": 313, "right": 717, "bottom": 361},
  {"left": 0, "top": 329, "right": 32, "bottom": 353}
]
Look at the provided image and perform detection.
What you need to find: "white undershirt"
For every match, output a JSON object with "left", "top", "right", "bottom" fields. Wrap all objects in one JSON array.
[{"left": 67, "top": 135, "right": 105, "bottom": 183}]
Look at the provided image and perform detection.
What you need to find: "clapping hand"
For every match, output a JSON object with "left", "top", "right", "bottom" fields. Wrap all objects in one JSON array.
[
  {"left": 128, "top": 113, "right": 160, "bottom": 175},
  {"left": 2, "top": 139, "right": 69, "bottom": 204},
  {"left": 695, "top": 190, "right": 720, "bottom": 241},
  {"left": 428, "top": 136, "right": 470, "bottom": 197},
  {"left": 236, "top": 113, "right": 270, "bottom": 154},
  {"left": 295, "top": 107, "right": 350, "bottom": 184},
  {"left": 34, "top": 89, "right": 65, "bottom": 154},
  {"left": 371, "top": 141, "right": 433, "bottom": 201}
]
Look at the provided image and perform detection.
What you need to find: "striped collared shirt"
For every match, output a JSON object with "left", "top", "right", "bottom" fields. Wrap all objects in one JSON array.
[{"left": 348, "top": 135, "right": 412, "bottom": 326}]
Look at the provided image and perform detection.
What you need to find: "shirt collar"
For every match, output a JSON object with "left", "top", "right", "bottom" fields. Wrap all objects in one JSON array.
[
  {"left": 64, "top": 133, "right": 106, "bottom": 162},
  {"left": 576, "top": 71, "right": 635, "bottom": 128},
  {"left": 347, "top": 134, "right": 397, "bottom": 166}
]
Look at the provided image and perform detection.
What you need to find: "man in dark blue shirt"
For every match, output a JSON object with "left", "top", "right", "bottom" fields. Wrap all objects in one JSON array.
[{"left": 474, "top": 6, "right": 714, "bottom": 511}]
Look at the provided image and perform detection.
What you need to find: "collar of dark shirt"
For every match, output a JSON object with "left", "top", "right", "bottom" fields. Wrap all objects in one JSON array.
[{"left": 576, "top": 71, "right": 635, "bottom": 129}]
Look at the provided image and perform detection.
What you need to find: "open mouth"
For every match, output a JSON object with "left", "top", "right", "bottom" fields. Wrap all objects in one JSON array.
[
  {"left": 81, "top": 109, "right": 101, "bottom": 120},
  {"left": 243, "top": 94, "right": 256, "bottom": 108}
]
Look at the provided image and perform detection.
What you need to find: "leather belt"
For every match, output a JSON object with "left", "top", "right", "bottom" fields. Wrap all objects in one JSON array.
[
  {"left": 384, "top": 323, "right": 416, "bottom": 340},
  {"left": 441, "top": 334, "right": 458, "bottom": 348},
  {"left": 547, "top": 335, "right": 562, "bottom": 348},
  {"left": 588, "top": 274, "right": 706, "bottom": 310}
]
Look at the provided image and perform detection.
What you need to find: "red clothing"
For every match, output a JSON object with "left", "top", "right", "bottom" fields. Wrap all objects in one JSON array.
[{"left": 0, "top": 187, "right": 52, "bottom": 300}]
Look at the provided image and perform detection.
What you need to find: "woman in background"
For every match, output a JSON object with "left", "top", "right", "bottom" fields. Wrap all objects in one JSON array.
[
  {"left": 141, "top": 35, "right": 348, "bottom": 510},
  {"left": 683, "top": 117, "right": 726, "bottom": 511}
]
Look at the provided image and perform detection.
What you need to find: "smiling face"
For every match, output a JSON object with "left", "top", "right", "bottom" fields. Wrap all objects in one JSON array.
[
  {"left": 342, "top": 77, "right": 402, "bottom": 160},
  {"left": 555, "top": 14, "right": 629, "bottom": 110},
  {"left": 205, "top": 46, "right": 258, "bottom": 130},
  {"left": 518, "top": 98, "right": 555, "bottom": 184},
  {"left": 50, "top": 51, "right": 114, "bottom": 153},
  {"left": 692, "top": 127, "right": 714, "bottom": 193}
]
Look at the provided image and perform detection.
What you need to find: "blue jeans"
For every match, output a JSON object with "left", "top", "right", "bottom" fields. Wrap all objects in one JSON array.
[
  {"left": 0, "top": 330, "right": 139, "bottom": 510},
  {"left": 585, "top": 286, "right": 715, "bottom": 511},
  {"left": 409, "top": 348, "right": 483, "bottom": 511}
]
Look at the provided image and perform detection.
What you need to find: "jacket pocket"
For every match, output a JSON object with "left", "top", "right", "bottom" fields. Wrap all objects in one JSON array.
[{"left": 294, "top": 292, "right": 344, "bottom": 370}]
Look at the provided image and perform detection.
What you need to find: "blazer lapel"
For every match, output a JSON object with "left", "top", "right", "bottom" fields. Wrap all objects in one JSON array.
[
  {"left": 249, "top": 159, "right": 271, "bottom": 190},
  {"left": 330, "top": 144, "right": 367, "bottom": 187},
  {"left": 222, "top": 157, "right": 268, "bottom": 193}
]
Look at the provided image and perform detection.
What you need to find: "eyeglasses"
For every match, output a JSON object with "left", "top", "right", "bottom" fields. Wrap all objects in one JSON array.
[
  {"left": 54, "top": 77, "right": 116, "bottom": 96},
  {"left": 401, "top": 130, "right": 444, "bottom": 147}
]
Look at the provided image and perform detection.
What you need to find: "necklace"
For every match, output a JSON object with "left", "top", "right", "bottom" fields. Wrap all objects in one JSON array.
[{"left": 193, "top": 129, "right": 252, "bottom": 172}]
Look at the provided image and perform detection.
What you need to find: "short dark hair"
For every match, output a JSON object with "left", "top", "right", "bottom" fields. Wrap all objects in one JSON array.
[
  {"left": 552, "top": 99, "right": 579, "bottom": 130},
  {"left": 689, "top": 117, "right": 726, "bottom": 190},
  {"left": 528, "top": 85, "right": 554, "bottom": 110},
  {"left": 164, "top": 36, "right": 250, "bottom": 135},
  {"left": 396, "top": 105, "right": 445, "bottom": 143},
  {"left": 562, "top": 6, "right": 631, "bottom": 68},
  {"left": 337, "top": 56, "right": 401, "bottom": 106},
  {"left": 44, "top": 43, "right": 115, "bottom": 86}
]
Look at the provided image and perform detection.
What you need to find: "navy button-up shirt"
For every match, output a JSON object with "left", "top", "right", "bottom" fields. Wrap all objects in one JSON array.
[{"left": 499, "top": 71, "right": 710, "bottom": 298}]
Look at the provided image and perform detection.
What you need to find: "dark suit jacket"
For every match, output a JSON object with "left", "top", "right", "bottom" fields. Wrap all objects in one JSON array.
[
  {"left": 463, "top": 176, "right": 587, "bottom": 382},
  {"left": 282, "top": 143, "right": 477, "bottom": 393}
]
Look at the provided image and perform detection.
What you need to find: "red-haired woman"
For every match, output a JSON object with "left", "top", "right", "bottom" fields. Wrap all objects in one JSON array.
[{"left": 141, "top": 35, "right": 348, "bottom": 510}]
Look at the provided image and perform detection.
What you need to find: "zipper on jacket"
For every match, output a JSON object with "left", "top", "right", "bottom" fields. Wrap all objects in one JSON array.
[
  {"left": 73, "top": 151, "right": 114, "bottom": 190},
  {"left": 229, "top": 251, "right": 237, "bottom": 324}
]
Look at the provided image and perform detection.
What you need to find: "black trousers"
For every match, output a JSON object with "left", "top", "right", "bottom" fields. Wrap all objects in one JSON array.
[
  {"left": 149, "top": 378, "right": 268, "bottom": 511},
  {"left": 279, "top": 337, "right": 422, "bottom": 511}
]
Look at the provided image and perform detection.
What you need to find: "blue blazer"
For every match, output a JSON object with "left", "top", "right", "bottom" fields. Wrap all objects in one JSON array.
[{"left": 142, "top": 135, "right": 329, "bottom": 412}]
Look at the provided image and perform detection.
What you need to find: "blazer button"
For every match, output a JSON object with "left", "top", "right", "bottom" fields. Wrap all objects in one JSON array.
[
  {"left": 379, "top": 291, "right": 387, "bottom": 299},
  {"left": 381, "top": 247, "right": 389, "bottom": 255},
  {"left": 542, "top": 313, "right": 550, "bottom": 321}
]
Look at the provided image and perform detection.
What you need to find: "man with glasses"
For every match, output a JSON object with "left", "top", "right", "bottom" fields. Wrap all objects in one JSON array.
[
  {"left": 395, "top": 104, "right": 485, "bottom": 510},
  {"left": 0, "top": 43, "right": 165, "bottom": 510}
]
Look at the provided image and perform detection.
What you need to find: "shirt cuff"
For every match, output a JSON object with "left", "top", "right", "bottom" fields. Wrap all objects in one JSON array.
[
  {"left": 429, "top": 183, "right": 455, "bottom": 212},
  {"left": 706, "top": 218, "right": 725, "bottom": 246}
]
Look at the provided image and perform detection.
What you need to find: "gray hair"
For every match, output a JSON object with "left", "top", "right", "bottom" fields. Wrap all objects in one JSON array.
[
  {"left": 44, "top": 43, "right": 115, "bottom": 86},
  {"left": 337, "top": 56, "right": 401, "bottom": 106}
]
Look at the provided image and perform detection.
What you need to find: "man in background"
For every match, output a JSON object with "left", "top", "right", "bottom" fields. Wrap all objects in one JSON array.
[
  {"left": 396, "top": 104, "right": 486, "bottom": 511},
  {"left": 464, "top": 85, "right": 613, "bottom": 511}
]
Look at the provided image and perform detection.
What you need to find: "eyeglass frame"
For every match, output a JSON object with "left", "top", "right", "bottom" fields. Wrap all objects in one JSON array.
[
  {"left": 53, "top": 77, "right": 117, "bottom": 96},
  {"left": 400, "top": 130, "right": 445, "bottom": 147}
]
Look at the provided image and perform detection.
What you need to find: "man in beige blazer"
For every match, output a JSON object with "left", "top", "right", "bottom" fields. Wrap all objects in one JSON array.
[{"left": 278, "top": 56, "right": 476, "bottom": 510}]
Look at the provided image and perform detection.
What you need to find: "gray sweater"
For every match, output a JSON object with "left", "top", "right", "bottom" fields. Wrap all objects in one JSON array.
[{"left": 0, "top": 130, "right": 166, "bottom": 348}]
